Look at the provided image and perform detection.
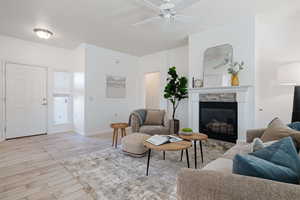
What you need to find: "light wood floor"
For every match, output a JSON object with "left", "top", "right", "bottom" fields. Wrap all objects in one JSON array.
[{"left": 0, "top": 132, "right": 116, "bottom": 200}]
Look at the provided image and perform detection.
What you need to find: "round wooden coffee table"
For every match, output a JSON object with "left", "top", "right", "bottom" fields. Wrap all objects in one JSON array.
[
  {"left": 110, "top": 123, "right": 129, "bottom": 148},
  {"left": 179, "top": 133, "right": 208, "bottom": 169},
  {"left": 143, "top": 140, "right": 192, "bottom": 176}
]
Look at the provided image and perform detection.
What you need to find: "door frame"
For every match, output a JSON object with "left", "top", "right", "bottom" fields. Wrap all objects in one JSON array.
[
  {"left": 144, "top": 71, "right": 161, "bottom": 109},
  {"left": 3, "top": 61, "right": 49, "bottom": 139}
]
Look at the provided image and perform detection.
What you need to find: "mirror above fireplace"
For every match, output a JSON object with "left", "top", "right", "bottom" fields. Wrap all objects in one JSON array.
[{"left": 203, "top": 44, "right": 233, "bottom": 87}]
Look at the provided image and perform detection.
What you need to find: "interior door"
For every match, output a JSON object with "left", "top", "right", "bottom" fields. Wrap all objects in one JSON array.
[{"left": 5, "top": 63, "right": 47, "bottom": 139}]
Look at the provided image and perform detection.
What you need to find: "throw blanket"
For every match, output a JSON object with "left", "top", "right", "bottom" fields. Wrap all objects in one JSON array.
[{"left": 128, "top": 109, "right": 147, "bottom": 126}]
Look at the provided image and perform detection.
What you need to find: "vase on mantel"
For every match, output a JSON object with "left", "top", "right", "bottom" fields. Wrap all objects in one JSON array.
[{"left": 231, "top": 74, "right": 239, "bottom": 86}]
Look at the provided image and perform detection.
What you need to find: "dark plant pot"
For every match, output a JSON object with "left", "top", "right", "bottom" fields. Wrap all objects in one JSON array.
[{"left": 170, "top": 119, "right": 180, "bottom": 135}]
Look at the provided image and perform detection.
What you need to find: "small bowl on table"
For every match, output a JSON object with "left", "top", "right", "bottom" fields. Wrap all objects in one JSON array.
[{"left": 179, "top": 128, "right": 193, "bottom": 136}]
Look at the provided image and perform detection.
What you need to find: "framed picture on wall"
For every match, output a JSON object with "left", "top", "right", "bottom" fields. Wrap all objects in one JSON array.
[{"left": 106, "top": 75, "right": 126, "bottom": 98}]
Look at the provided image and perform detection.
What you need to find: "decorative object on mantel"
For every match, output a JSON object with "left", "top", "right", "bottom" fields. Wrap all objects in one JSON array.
[
  {"left": 192, "top": 77, "right": 203, "bottom": 88},
  {"left": 228, "top": 61, "right": 244, "bottom": 86},
  {"left": 203, "top": 44, "right": 233, "bottom": 87},
  {"left": 164, "top": 67, "right": 188, "bottom": 134}
]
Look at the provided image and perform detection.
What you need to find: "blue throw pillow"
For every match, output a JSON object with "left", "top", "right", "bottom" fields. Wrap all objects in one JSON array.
[
  {"left": 288, "top": 122, "right": 300, "bottom": 131},
  {"left": 233, "top": 154, "right": 299, "bottom": 184},
  {"left": 250, "top": 137, "right": 300, "bottom": 176},
  {"left": 233, "top": 137, "right": 300, "bottom": 184}
]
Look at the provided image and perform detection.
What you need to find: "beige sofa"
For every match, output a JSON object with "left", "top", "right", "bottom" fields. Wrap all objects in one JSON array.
[{"left": 177, "top": 129, "right": 300, "bottom": 200}]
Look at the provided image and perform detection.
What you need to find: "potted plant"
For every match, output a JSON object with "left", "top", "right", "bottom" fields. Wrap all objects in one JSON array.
[
  {"left": 227, "top": 61, "right": 244, "bottom": 86},
  {"left": 164, "top": 67, "right": 188, "bottom": 134}
]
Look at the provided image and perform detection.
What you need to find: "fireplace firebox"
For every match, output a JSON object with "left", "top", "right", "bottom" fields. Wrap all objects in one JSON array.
[{"left": 199, "top": 101, "right": 237, "bottom": 143}]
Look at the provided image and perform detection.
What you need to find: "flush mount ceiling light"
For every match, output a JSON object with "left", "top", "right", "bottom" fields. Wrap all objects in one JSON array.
[{"left": 33, "top": 28, "right": 53, "bottom": 39}]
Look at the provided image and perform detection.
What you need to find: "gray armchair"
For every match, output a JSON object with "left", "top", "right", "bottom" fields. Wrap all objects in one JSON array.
[{"left": 130, "top": 109, "right": 170, "bottom": 135}]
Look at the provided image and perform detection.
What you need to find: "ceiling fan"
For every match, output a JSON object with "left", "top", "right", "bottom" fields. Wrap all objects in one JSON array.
[{"left": 133, "top": 0, "right": 194, "bottom": 26}]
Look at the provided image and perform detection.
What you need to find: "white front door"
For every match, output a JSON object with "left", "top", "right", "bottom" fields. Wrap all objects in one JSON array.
[{"left": 5, "top": 63, "right": 47, "bottom": 139}]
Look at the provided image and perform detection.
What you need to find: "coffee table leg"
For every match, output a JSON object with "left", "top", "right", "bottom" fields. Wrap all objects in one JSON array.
[
  {"left": 180, "top": 150, "right": 183, "bottom": 161},
  {"left": 194, "top": 140, "right": 197, "bottom": 169},
  {"left": 185, "top": 149, "right": 190, "bottom": 168},
  {"left": 146, "top": 149, "right": 151, "bottom": 176},
  {"left": 163, "top": 151, "right": 166, "bottom": 160},
  {"left": 199, "top": 140, "right": 204, "bottom": 163},
  {"left": 115, "top": 129, "right": 118, "bottom": 148}
]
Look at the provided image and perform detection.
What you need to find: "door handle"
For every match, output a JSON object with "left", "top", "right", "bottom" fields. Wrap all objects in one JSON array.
[{"left": 42, "top": 98, "right": 48, "bottom": 105}]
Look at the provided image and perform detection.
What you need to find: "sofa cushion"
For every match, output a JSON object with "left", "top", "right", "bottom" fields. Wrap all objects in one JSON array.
[
  {"left": 288, "top": 122, "right": 300, "bottom": 131},
  {"left": 250, "top": 137, "right": 300, "bottom": 177},
  {"left": 261, "top": 118, "right": 300, "bottom": 149},
  {"left": 144, "top": 110, "right": 165, "bottom": 125},
  {"left": 202, "top": 158, "right": 233, "bottom": 174},
  {"left": 233, "top": 137, "right": 300, "bottom": 184},
  {"left": 140, "top": 125, "right": 169, "bottom": 135},
  {"left": 233, "top": 154, "right": 299, "bottom": 184},
  {"left": 222, "top": 143, "right": 251, "bottom": 160}
]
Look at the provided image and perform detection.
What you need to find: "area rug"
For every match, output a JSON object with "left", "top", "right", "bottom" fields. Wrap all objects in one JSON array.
[{"left": 61, "top": 139, "right": 234, "bottom": 200}]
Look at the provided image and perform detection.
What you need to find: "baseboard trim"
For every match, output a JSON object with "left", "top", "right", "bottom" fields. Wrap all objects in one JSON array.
[
  {"left": 85, "top": 127, "right": 132, "bottom": 137},
  {"left": 47, "top": 129, "right": 74, "bottom": 134},
  {"left": 73, "top": 129, "right": 86, "bottom": 136},
  {"left": 236, "top": 139, "right": 247, "bottom": 144},
  {"left": 85, "top": 129, "right": 112, "bottom": 136}
]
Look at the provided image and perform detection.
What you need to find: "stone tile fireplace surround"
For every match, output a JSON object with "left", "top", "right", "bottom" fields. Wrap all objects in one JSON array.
[{"left": 189, "top": 86, "right": 252, "bottom": 143}]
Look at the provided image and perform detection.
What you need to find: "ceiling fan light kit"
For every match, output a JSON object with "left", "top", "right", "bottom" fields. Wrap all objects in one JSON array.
[
  {"left": 33, "top": 28, "right": 53, "bottom": 39},
  {"left": 134, "top": 0, "right": 194, "bottom": 26}
]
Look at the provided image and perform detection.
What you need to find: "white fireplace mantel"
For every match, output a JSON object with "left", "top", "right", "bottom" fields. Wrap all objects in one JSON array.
[{"left": 188, "top": 85, "right": 253, "bottom": 143}]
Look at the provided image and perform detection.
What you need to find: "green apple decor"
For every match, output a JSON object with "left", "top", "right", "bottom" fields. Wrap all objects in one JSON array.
[{"left": 164, "top": 66, "right": 188, "bottom": 134}]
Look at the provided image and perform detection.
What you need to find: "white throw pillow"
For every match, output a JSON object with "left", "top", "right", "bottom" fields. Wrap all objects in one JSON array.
[{"left": 251, "top": 138, "right": 278, "bottom": 152}]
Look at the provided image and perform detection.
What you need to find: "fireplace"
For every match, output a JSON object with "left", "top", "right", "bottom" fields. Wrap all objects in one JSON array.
[{"left": 199, "top": 101, "right": 238, "bottom": 143}]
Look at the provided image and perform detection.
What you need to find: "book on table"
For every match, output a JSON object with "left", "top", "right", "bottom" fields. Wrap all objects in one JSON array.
[{"left": 146, "top": 135, "right": 183, "bottom": 146}]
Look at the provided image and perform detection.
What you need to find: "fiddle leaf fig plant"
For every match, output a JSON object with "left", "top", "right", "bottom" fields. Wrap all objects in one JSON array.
[{"left": 164, "top": 66, "right": 188, "bottom": 119}]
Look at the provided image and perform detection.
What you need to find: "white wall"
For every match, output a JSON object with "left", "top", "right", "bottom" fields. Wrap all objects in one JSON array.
[
  {"left": 189, "top": 18, "right": 256, "bottom": 87},
  {"left": 189, "top": 18, "right": 256, "bottom": 129},
  {"left": 0, "top": 35, "right": 75, "bottom": 140},
  {"left": 84, "top": 44, "right": 140, "bottom": 135},
  {"left": 0, "top": 61, "right": 4, "bottom": 141},
  {"left": 255, "top": 16, "right": 300, "bottom": 127},
  {"left": 139, "top": 46, "right": 189, "bottom": 129},
  {"left": 0, "top": 35, "right": 189, "bottom": 137}
]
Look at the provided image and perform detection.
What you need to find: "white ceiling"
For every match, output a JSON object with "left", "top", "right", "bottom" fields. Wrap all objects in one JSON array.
[{"left": 0, "top": 0, "right": 299, "bottom": 56}]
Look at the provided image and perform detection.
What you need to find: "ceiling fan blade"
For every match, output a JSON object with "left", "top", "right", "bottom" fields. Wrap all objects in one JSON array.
[
  {"left": 174, "top": 15, "right": 195, "bottom": 23},
  {"left": 132, "top": 16, "right": 162, "bottom": 26},
  {"left": 172, "top": 0, "right": 198, "bottom": 11},
  {"left": 140, "top": 0, "right": 161, "bottom": 12}
]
